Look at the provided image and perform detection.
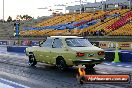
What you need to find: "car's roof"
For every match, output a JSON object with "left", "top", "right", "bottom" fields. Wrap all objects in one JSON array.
[{"left": 49, "top": 36, "right": 83, "bottom": 38}]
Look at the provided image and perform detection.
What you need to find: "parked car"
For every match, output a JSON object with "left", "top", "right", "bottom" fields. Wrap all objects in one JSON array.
[{"left": 26, "top": 36, "right": 105, "bottom": 70}]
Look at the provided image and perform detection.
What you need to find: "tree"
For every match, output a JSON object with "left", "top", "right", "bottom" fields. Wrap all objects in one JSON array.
[
  {"left": 22, "top": 15, "right": 33, "bottom": 20},
  {"left": 7, "top": 16, "right": 12, "bottom": 22}
]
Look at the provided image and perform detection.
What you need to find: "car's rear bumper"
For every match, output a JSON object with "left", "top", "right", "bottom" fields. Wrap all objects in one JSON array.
[{"left": 73, "top": 59, "right": 104, "bottom": 65}]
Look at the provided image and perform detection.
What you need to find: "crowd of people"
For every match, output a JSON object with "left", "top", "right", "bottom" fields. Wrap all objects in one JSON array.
[{"left": 82, "top": 29, "right": 106, "bottom": 36}]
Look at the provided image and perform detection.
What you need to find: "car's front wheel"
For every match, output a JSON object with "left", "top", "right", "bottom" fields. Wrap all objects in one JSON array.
[
  {"left": 28, "top": 54, "right": 37, "bottom": 66},
  {"left": 56, "top": 59, "right": 67, "bottom": 71}
]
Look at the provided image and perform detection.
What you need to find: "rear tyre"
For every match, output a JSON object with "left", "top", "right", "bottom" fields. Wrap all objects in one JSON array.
[
  {"left": 56, "top": 59, "right": 67, "bottom": 71},
  {"left": 85, "top": 64, "right": 95, "bottom": 70},
  {"left": 28, "top": 54, "right": 37, "bottom": 66}
]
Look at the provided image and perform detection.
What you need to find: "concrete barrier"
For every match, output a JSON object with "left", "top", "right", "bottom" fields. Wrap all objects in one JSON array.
[
  {"left": 105, "top": 51, "right": 122, "bottom": 62},
  {"left": 7, "top": 46, "right": 28, "bottom": 53},
  {"left": 105, "top": 50, "right": 132, "bottom": 62},
  {"left": 121, "top": 51, "right": 132, "bottom": 62}
]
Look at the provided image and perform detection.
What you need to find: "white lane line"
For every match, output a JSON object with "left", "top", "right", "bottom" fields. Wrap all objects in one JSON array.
[
  {"left": 117, "top": 65, "right": 122, "bottom": 67},
  {"left": 104, "top": 63, "right": 111, "bottom": 65},
  {"left": 99, "top": 72, "right": 109, "bottom": 74},
  {"left": 0, "top": 78, "right": 30, "bottom": 88},
  {"left": 15, "top": 54, "right": 21, "bottom": 56},
  {"left": 125, "top": 66, "right": 131, "bottom": 68},
  {"left": 0, "top": 82, "right": 14, "bottom": 88}
]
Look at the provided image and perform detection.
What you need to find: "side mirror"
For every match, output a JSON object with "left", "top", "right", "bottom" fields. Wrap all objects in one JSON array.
[
  {"left": 39, "top": 41, "right": 44, "bottom": 47},
  {"left": 39, "top": 44, "right": 42, "bottom": 47}
]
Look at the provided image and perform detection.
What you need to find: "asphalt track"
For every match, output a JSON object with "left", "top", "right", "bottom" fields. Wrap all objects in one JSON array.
[{"left": 0, "top": 47, "right": 131, "bottom": 88}]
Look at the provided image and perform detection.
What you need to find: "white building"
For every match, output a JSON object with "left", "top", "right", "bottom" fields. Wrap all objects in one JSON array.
[
  {"left": 66, "top": 5, "right": 81, "bottom": 13},
  {"left": 66, "top": 0, "right": 131, "bottom": 13},
  {"left": 83, "top": 2, "right": 103, "bottom": 11},
  {"left": 105, "top": 0, "right": 130, "bottom": 9}
]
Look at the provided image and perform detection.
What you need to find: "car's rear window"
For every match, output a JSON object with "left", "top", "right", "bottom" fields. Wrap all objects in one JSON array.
[{"left": 65, "top": 38, "right": 93, "bottom": 47}]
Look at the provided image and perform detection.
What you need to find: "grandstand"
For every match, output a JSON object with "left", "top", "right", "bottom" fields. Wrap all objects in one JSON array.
[
  {"left": 108, "top": 23, "right": 132, "bottom": 36},
  {"left": 0, "top": 0, "right": 131, "bottom": 41},
  {"left": 20, "top": 8, "right": 132, "bottom": 37}
]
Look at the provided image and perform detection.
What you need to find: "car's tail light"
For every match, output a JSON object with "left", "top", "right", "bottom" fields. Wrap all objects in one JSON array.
[
  {"left": 98, "top": 51, "right": 105, "bottom": 55},
  {"left": 76, "top": 52, "right": 85, "bottom": 57}
]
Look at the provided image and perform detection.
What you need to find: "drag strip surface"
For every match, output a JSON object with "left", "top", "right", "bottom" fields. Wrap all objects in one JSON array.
[{"left": 0, "top": 55, "right": 131, "bottom": 88}]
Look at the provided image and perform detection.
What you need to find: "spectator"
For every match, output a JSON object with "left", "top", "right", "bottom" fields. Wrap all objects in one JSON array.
[{"left": 90, "top": 31, "right": 94, "bottom": 36}]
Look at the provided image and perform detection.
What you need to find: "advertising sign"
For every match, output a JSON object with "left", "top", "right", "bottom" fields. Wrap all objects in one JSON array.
[
  {"left": 99, "top": 42, "right": 109, "bottom": 49},
  {"left": 21, "top": 40, "right": 31, "bottom": 46},
  {"left": 0, "top": 41, "right": 8, "bottom": 45},
  {"left": 119, "top": 42, "right": 132, "bottom": 50},
  {"left": 31, "top": 41, "right": 39, "bottom": 46}
]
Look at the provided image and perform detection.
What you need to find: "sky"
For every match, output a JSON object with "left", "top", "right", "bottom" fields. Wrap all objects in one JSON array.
[{"left": 0, "top": 0, "right": 103, "bottom": 20}]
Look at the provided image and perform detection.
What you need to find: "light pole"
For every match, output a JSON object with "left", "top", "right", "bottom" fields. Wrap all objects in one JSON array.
[
  {"left": 80, "top": 0, "right": 82, "bottom": 14},
  {"left": 65, "top": 3, "right": 68, "bottom": 14},
  {"left": 95, "top": 0, "right": 96, "bottom": 3},
  {"left": 129, "top": 0, "right": 132, "bottom": 10},
  {"left": 102, "top": 0, "right": 104, "bottom": 11},
  {"left": 75, "top": 0, "right": 88, "bottom": 14},
  {"left": 75, "top": 0, "right": 82, "bottom": 14},
  {"left": 3, "top": 0, "right": 4, "bottom": 21}
]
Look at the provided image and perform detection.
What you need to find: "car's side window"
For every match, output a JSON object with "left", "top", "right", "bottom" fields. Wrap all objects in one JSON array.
[
  {"left": 42, "top": 38, "right": 53, "bottom": 47},
  {"left": 53, "top": 38, "right": 62, "bottom": 48}
]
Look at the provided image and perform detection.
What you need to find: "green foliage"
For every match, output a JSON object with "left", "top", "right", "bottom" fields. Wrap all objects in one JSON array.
[
  {"left": 7, "top": 16, "right": 12, "bottom": 22},
  {"left": 22, "top": 15, "right": 33, "bottom": 20}
]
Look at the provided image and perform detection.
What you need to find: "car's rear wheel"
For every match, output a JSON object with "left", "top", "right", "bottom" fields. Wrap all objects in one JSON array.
[
  {"left": 56, "top": 59, "right": 67, "bottom": 71},
  {"left": 85, "top": 64, "right": 95, "bottom": 69},
  {"left": 28, "top": 54, "right": 37, "bottom": 66}
]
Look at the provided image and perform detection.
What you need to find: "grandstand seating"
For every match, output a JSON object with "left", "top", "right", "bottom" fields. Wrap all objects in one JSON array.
[
  {"left": 80, "top": 9, "right": 130, "bottom": 35},
  {"left": 106, "top": 11, "right": 132, "bottom": 31},
  {"left": 34, "top": 11, "right": 107, "bottom": 28},
  {"left": 45, "top": 30, "right": 68, "bottom": 36},
  {"left": 84, "top": 17, "right": 120, "bottom": 33},
  {"left": 108, "top": 23, "right": 132, "bottom": 36},
  {"left": 20, "top": 9, "right": 131, "bottom": 36},
  {"left": 20, "top": 29, "right": 53, "bottom": 36},
  {"left": 35, "top": 15, "right": 73, "bottom": 27}
]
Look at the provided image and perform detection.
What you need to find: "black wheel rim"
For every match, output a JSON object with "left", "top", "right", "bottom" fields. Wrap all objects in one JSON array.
[
  {"left": 57, "top": 60, "right": 65, "bottom": 71},
  {"left": 29, "top": 56, "right": 34, "bottom": 64}
]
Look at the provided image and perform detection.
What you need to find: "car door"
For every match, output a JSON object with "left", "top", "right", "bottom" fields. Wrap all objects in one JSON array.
[
  {"left": 50, "top": 38, "right": 63, "bottom": 64},
  {"left": 38, "top": 38, "right": 53, "bottom": 63}
]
